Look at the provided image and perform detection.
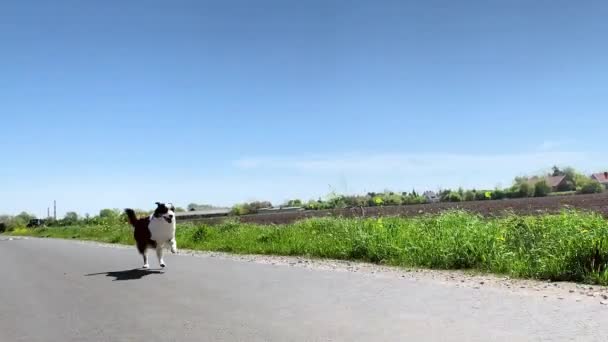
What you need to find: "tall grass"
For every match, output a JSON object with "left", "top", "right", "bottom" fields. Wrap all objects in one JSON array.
[{"left": 8, "top": 210, "right": 608, "bottom": 285}]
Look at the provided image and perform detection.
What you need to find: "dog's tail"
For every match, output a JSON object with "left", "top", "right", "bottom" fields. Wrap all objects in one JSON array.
[{"left": 124, "top": 209, "right": 138, "bottom": 227}]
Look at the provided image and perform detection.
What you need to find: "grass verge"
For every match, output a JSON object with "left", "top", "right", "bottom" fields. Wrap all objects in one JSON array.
[{"left": 6, "top": 210, "right": 608, "bottom": 285}]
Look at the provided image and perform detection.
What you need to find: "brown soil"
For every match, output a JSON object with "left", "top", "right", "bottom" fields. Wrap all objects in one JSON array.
[{"left": 185, "top": 192, "right": 608, "bottom": 225}]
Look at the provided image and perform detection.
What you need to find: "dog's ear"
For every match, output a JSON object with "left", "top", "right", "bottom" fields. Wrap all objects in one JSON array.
[
  {"left": 155, "top": 202, "right": 162, "bottom": 206},
  {"left": 168, "top": 203, "right": 175, "bottom": 211}
]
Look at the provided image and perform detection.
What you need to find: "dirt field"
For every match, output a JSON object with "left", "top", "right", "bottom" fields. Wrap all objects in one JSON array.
[{"left": 184, "top": 192, "right": 608, "bottom": 225}]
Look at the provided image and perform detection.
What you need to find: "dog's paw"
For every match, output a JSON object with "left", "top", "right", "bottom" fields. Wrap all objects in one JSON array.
[
  {"left": 171, "top": 247, "right": 177, "bottom": 254},
  {"left": 142, "top": 264, "right": 150, "bottom": 269},
  {"left": 160, "top": 263, "right": 166, "bottom": 268}
]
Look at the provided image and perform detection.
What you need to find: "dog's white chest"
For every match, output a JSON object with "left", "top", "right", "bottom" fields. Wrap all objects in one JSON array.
[{"left": 148, "top": 217, "right": 175, "bottom": 243}]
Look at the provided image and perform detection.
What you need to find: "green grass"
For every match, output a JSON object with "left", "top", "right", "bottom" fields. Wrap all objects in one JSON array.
[
  {"left": 548, "top": 191, "right": 577, "bottom": 197},
  {"left": 7, "top": 210, "right": 608, "bottom": 285}
]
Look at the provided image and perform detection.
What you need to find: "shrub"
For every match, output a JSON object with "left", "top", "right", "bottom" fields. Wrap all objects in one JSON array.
[
  {"left": 492, "top": 189, "right": 506, "bottom": 200},
  {"left": 327, "top": 195, "right": 348, "bottom": 209},
  {"left": 231, "top": 201, "right": 273, "bottom": 215},
  {"left": 284, "top": 199, "right": 303, "bottom": 207},
  {"left": 382, "top": 193, "right": 403, "bottom": 205},
  {"left": 534, "top": 180, "right": 552, "bottom": 197},
  {"left": 438, "top": 189, "right": 453, "bottom": 202},
  {"left": 473, "top": 190, "right": 492, "bottom": 201},
  {"left": 580, "top": 180, "right": 604, "bottom": 194},
  {"left": 464, "top": 190, "right": 475, "bottom": 201},
  {"left": 343, "top": 195, "right": 369, "bottom": 207},
  {"left": 372, "top": 196, "right": 384, "bottom": 206},
  {"left": 447, "top": 192, "right": 462, "bottom": 202},
  {"left": 403, "top": 194, "right": 427, "bottom": 205},
  {"left": 510, "top": 182, "right": 534, "bottom": 198}
]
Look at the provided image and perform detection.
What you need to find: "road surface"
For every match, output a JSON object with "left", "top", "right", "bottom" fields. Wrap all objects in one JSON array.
[{"left": 1, "top": 236, "right": 608, "bottom": 341}]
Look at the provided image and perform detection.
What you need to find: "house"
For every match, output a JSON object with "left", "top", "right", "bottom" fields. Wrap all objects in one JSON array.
[
  {"left": 591, "top": 172, "right": 608, "bottom": 189},
  {"left": 526, "top": 175, "right": 568, "bottom": 191},
  {"left": 423, "top": 191, "right": 439, "bottom": 203}
]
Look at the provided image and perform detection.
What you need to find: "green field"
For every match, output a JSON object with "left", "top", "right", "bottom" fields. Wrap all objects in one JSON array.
[{"left": 7, "top": 210, "right": 608, "bottom": 285}]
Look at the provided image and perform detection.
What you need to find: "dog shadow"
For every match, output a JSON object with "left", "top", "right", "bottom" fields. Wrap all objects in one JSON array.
[{"left": 85, "top": 268, "right": 164, "bottom": 281}]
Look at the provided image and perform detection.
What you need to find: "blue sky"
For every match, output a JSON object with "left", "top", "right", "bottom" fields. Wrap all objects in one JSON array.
[{"left": 1, "top": 0, "right": 606, "bottom": 217}]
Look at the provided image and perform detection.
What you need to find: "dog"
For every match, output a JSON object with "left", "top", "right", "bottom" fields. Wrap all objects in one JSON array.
[{"left": 124, "top": 202, "right": 177, "bottom": 268}]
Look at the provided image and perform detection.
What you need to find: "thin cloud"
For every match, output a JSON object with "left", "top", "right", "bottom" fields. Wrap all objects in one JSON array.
[
  {"left": 537, "top": 140, "right": 575, "bottom": 151},
  {"left": 232, "top": 150, "right": 605, "bottom": 196},
  {"left": 234, "top": 151, "right": 597, "bottom": 174}
]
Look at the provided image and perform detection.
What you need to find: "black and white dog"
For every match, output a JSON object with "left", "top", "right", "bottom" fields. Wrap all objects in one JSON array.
[{"left": 124, "top": 202, "right": 177, "bottom": 268}]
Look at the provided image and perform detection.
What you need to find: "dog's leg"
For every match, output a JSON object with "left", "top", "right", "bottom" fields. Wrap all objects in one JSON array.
[
  {"left": 170, "top": 238, "right": 177, "bottom": 254},
  {"left": 142, "top": 250, "right": 149, "bottom": 269},
  {"left": 137, "top": 243, "right": 149, "bottom": 269},
  {"left": 156, "top": 245, "right": 165, "bottom": 268}
]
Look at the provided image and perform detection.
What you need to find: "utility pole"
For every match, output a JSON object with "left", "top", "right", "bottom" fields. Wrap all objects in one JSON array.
[
  {"left": 53, "top": 200, "right": 57, "bottom": 221},
  {"left": 47, "top": 207, "right": 50, "bottom": 219}
]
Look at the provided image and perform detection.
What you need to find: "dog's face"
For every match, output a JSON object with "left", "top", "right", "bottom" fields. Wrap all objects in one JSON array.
[{"left": 153, "top": 202, "right": 176, "bottom": 224}]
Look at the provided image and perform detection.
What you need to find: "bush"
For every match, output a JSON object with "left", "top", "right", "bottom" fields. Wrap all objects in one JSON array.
[
  {"left": 231, "top": 201, "right": 273, "bottom": 215},
  {"left": 403, "top": 194, "right": 427, "bottom": 205},
  {"left": 284, "top": 199, "right": 303, "bottom": 207},
  {"left": 382, "top": 193, "right": 403, "bottom": 206},
  {"left": 371, "top": 196, "right": 384, "bottom": 206},
  {"left": 492, "top": 189, "right": 506, "bottom": 200},
  {"left": 534, "top": 180, "right": 552, "bottom": 197},
  {"left": 447, "top": 192, "right": 462, "bottom": 202},
  {"left": 474, "top": 190, "right": 492, "bottom": 201},
  {"left": 343, "top": 195, "right": 369, "bottom": 207},
  {"left": 509, "top": 182, "right": 533, "bottom": 198},
  {"left": 464, "top": 190, "right": 475, "bottom": 201},
  {"left": 580, "top": 180, "right": 604, "bottom": 194}
]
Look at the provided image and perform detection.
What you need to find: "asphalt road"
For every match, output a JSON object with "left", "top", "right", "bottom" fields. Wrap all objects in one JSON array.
[{"left": 2, "top": 236, "right": 608, "bottom": 342}]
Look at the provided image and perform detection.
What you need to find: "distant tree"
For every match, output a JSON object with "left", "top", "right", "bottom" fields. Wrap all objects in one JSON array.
[
  {"left": 8, "top": 212, "right": 37, "bottom": 228},
  {"left": 174, "top": 207, "right": 186, "bottom": 212},
  {"left": 64, "top": 212, "right": 79, "bottom": 222},
  {"left": 99, "top": 209, "right": 120, "bottom": 220},
  {"left": 551, "top": 165, "right": 565, "bottom": 176},
  {"left": 513, "top": 176, "right": 528, "bottom": 185},
  {"left": 284, "top": 199, "right": 303, "bottom": 207},
  {"left": 15, "top": 211, "right": 36, "bottom": 221}
]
